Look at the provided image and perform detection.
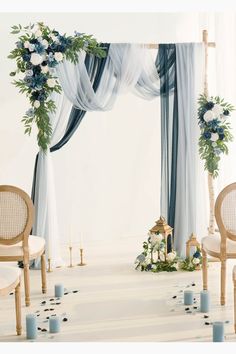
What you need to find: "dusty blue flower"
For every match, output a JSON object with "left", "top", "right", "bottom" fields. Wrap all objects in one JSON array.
[
  {"left": 219, "top": 134, "right": 225, "bottom": 140},
  {"left": 26, "top": 108, "right": 34, "bottom": 117},
  {"left": 16, "top": 41, "right": 23, "bottom": 49},
  {"left": 136, "top": 254, "right": 145, "bottom": 263}
]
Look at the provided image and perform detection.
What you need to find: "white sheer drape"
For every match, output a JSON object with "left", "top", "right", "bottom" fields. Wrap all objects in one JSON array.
[
  {"left": 174, "top": 43, "right": 204, "bottom": 257},
  {"left": 32, "top": 92, "right": 72, "bottom": 267}
]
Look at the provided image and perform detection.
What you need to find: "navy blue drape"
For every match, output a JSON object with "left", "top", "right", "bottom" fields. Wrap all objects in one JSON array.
[{"left": 155, "top": 44, "right": 178, "bottom": 248}]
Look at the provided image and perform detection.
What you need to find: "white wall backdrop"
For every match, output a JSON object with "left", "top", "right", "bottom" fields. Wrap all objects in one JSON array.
[{"left": 1, "top": 12, "right": 235, "bottom": 248}]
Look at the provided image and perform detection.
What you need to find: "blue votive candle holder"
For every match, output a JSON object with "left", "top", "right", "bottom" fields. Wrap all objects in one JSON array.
[
  {"left": 213, "top": 321, "right": 224, "bottom": 342},
  {"left": 49, "top": 316, "right": 61, "bottom": 333},
  {"left": 200, "top": 290, "right": 210, "bottom": 312},
  {"left": 26, "top": 314, "right": 37, "bottom": 340},
  {"left": 184, "top": 290, "right": 194, "bottom": 305},
  {"left": 55, "top": 284, "right": 64, "bottom": 298}
]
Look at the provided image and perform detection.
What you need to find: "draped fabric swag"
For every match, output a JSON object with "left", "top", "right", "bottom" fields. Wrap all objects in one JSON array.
[{"left": 31, "top": 42, "right": 204, "bottom": 267}]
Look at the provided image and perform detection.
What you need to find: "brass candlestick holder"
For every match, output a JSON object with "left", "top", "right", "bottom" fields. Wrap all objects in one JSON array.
[
  {"left": 47, "top": 258, "right": 53, "bottom": 272},
  {"left": 68, "top": 246, "right": 75, "bottom": 268},
  {"left": 78, "top": 248, "right": 86, "bottom": 266}
]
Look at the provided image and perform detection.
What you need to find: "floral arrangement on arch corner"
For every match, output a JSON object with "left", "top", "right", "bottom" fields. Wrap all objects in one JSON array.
[
  {"left": 135, "top": 232, "right": 202, "bottom": 272},
  {"left": 8, "top": 22, "right": 106, "bottom": 152},
  {"left": 198, "top": 94, "right": 234, "bottom": 178}
]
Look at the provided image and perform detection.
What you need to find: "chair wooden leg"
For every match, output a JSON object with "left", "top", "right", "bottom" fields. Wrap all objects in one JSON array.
[
  {"left": 23, "top": 263, "right": 30, "bottom": 307},
  {"left": 202, "top": 248, "right": 208, "bottom": 290},
  {"left": 15, "top": 280, "right": 22, "bottom": 335},
  {"left": 41, "top": 252, "right": 47, "bottom": 294},
  {"left": 221, "top": 260, "right": 226, "bottom": 305},
  {"left": 234, "top": 278, "right": 236, "bottom": 333}
]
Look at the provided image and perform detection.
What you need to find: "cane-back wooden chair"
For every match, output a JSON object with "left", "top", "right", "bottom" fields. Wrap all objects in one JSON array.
[
  {"left": 0, "top": 266, "right": 22, "bottom": 335},
  {"left": 0, "top": 185, "right": 46, "bottom": 306},
  {"left": 202, "top": 182, "right": 236, "bottom": 305}
]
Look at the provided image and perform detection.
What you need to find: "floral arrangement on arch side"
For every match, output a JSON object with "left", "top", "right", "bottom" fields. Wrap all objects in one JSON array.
[
  {"left": 135, "top": 232, "right": 179, "bottom": 273},
  {"left": 198, "top": 94, "right": 234, "bottom": 178},
  {"left": 8, "top": 22, "right": 106, "bottom": 152}
]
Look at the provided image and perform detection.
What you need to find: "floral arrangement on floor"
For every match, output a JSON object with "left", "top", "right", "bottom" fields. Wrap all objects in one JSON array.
[
  {"left": 179, "top": 248, "right": 202, "bottom": 272},
  {"left": 8, "top": 22, "right": 106, "bottom": 151},
  {"left": 135, "top": 233, "right": 202, "bottom": 273},
  {"left": 198, "top": 94, "right": 234, "bottom": 178},
  {"left": 135, "top": 232, "right": 179, "bottom": 273}
]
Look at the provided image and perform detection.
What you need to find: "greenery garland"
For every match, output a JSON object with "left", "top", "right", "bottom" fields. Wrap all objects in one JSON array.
[
  {"left": 198, "top": 94, "right": 234, "bottom": 178},
  {"left": 135, "top": 233, "right": 202, "bottom": 272},
  {"left": 8, "top": 22, "right": 106, "bottom": 152}
]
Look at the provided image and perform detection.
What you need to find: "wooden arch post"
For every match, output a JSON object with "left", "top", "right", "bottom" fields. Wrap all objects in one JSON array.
[{"left": 202, "top": 29, "right": 216, "bottom": 237}]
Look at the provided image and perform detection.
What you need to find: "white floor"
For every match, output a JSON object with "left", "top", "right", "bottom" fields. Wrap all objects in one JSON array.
[{"left": 0, "top": 236, "right": 236, "bottom": 342}]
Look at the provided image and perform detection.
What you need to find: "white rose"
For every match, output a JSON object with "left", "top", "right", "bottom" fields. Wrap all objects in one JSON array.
[
  {"left": 203, "top": 110, "right": 214, "bottom": 122},
  {"left": 47, "top": 78, "right": 57, "bottom": 88},
  {"left": 192, "top": 257, "right": 200, "bottom": 265},
  {"left": 30, "top": 53, "right": 44, "bottom": 66},
  {"left": 42, "top": 39, "right": 49, "bottom": 49},
  {"left": 54, "top": 52, "right": 63, "bottom": 62},
  {"left": 29, "top": 44, "right": 35, "bottom": 52},
  {"left": 51, "top": 35, "right": 59, "bottom": 42},
  {"left": 34, "top": 100, "right": 40, "bottom": 108},
  {"left": 211, "top": 132, "right": 219, "bottom": 142},
  {"left": 41, "top": 65, "right": 49, "bottom": 74},
  {"left": 166, "top": 251, "right": 176, "bottom": 263},
  {"left": 35, "top": 30, "right": 42, "bottom": 38},
  {"left": 24, "top": 41, "right": 30, "bottom": 48},
  {"left": 159, "top": 251, "right": 165, "bottom": 262},
  {"left": 212, "top": 104, "right": 223, "bottom": 117}
]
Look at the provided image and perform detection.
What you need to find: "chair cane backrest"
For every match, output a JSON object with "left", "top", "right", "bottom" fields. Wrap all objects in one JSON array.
[
  {"left": 215, "top": 182, "right": 236, "bottom": 242},
  {"left": 0, "top": 185, "right": 34, "bottom": 245}
]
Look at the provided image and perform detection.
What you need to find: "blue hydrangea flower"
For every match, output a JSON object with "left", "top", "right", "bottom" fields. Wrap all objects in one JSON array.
[
  {"left": 203, "top": 131, "right": 211, "bottom": 140},
  {"left": 35, "top": 42, "right": 45, "bottom": 55},
  {"left": 38, "top": 90, "right": 47, "bottom": 102},
  {"left": 146, "top": 264, "right": 153, "bottom": 271},
  {"left": 217, "top": 127, "right": 224, "bottom": 134},
  {"left": 22, "top": 53, "right": 31, "bottom": 62},
  {"left": 205, "top": 101, "right": 214, "bottom": 110},
  {"left": 219, "top": 134, "right": 225, "bottom": 140},
  {"left": 193, "top": 251, "right": 201, "bottom": 258},
  {"left": 223, "top": 109, "right": 230, "bottom": 116}
]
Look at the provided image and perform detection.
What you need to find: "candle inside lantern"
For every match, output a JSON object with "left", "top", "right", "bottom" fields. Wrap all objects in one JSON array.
[
  {"left": 184, "top": 290, "right": 194, "bottom": 305},
  {"left": 55, "top": 284, "right": 64, "bottom": 298},
  {"left": 200, "top": 290, "right": 210, "bottom": 312},
  {"left": 49, "top": 316, "right": 61, "bottom": 333},
  {"left": 212, "top": 321, "right": 224, "bottom": 342},
  {"left": 26, "top": 314, "right": 37, "bottom": 340}
]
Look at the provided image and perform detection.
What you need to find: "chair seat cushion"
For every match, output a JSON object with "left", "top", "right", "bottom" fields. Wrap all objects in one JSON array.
[
  {"left": 0, "top": 266, "right": 20, "bottom": 291},
  {"left": 202, "top": 234, "right": 236, "bottom": 257},
  {"left": 0, "top": 235, "right": 45, "bottom": 259}
]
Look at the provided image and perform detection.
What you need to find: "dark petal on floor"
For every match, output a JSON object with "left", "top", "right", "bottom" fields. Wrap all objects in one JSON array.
[
  {"left": 205, "top": 322, "right": 210, "bottom": 325},
  {"left": 50, "top": 299, "right": 54, "bottom": 301},
  {"left": 204, "top": 315, "right": 209, "bottom": 318},
  {"left": 172, "top": 296, "right": 177, "bottom": 299},
  {"left": 225, "top": 320, "right": 230, "bottom": 323},
  {"left": 41, "top": 329, "right": 47, "bottom": 332},
  {"left": 63, "top": 318, "right": 68, "bottom": 322},
  {"left": 185, "top": 308, "right": 190, "bottom": 311},
  {"left": 72, "top": 290, "right": 79, "bottom": 293},
  {"left": 192, "top": 283, "right": 196, "bottom": 286},
  {"left": 37, "top": 327, "right": 41, "bottom": 330},
  {"left": 56, "top": 303, "right": 61, "bottom": 305},
  {"left": 41, "top": 301, "right": 46, "bottom": 305},
  {"left": 64, "top": 293, "right": 68, "bottom": 295},
  {"left": 193, "top": 306, "right": 198, "bottom": 309}
]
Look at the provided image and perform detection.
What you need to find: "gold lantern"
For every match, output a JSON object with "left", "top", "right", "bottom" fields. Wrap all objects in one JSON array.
[
  {"left": 186, "top": 233, "right": 201, "bottom": 270},
  {"left": 149, "top": 216, "right": 173, "bottom": 260}
]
